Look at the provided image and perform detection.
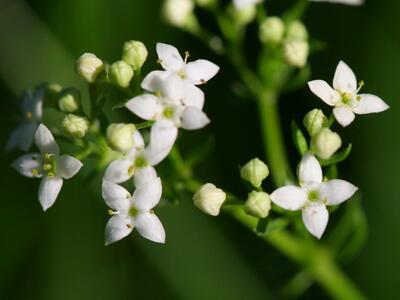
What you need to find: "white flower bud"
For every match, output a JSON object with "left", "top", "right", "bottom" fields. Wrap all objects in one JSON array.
[
  {"left": 234, "top": 5, "right": 257, "bottom": 25},
  {"left": 163, "top": 0, "right": 194, "bottom": 27},
  {"left": 286, "top": 21, "right": 308, "bottom": 41},
  {"left": 244, "top": 191, "right": 271, "bottom": 218},
  {"left": 122, "top": 41, "right": 148, "bottom": 70},
  {"left": 62, "top": 114, "right": 89, "bottom": 138},
  {"left": 58, "top": 88, "right": 80, "bottom": 113},
  {"left": 106, "top": 123, "right": 136, "bottom": 153},
  {"left": 108, "top": 60, "right": 134, "bottom": 88},
  {"left": 283, "top": 40, "right": 309, "bottom": 68},
  {"left": 240, "top": 158, "right": 269, "bottom": 188},
  {"left": 259, "top": 17, "right": 285, "bottom": 44},
  {"left": 193, "top": 183, "right": 226, "bottom": 216},
  {"left": 303, "top": 109, "right": 328, "bottom": 136},
  {"left": 311, "top": 128, "right": 342, "bottom": 159},
  {"left": 75, "top": 53, "right": 104, "bottom": 83}
]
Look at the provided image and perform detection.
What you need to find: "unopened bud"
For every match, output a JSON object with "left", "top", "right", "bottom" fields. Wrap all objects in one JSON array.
[
  {"left": 259, "top": 17, "right": 285, "bottom": 44},
  {"left": 244, "top": 191, "right": 271, "bottom": 218},
  {"left": 311, "top": 128, "right": 342, "bottom": 159},
  {"left": 303, "top": 109, "right": 328, "bottom": 136},
  {"left": 58, "top": 88, "right": 80, "bottom": 112},
  {"left": 240, "top": 158, "right": 269, "bottom": 188},
  {"left": 62, "top": 114, "right": 89, "bottom": 138},
  {"left": 75, "top": 53, "right": 104, "bottom": 83},
  {"left": 283, "top": 40, "right": 309, "bottom": 68},
  {"left": 163, "top": 0, "right": 194, "bottom": 28},
  {"left": 109, "top": 60, "right": 134, "bottom": 88},
  {"left": 193, "top": 183, "right": 226, "bottom": 216},
  {"left": 233, "top": 4, "right": 257, "bottom": 25},
  {"left": 106, "top": 123, "right": 136, "bottom": 153},
  {"left": 286, "top": 21, "right": 308, "bottom": 41},
  {"left": 122, "top": 41, "right": 148, "bottom": 70}
]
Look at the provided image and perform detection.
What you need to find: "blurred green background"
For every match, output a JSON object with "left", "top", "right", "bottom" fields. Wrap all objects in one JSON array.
[{"left": 0, "top": 0, "right": 399, "bottom": 299}]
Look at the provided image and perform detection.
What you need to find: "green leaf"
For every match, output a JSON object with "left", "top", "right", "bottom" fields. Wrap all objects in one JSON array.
[
  {"left": 265, "top": 218, "right": 290, "bottom": 234},
  {"left": 319, "top": 144, "right": 352, "bottom": 167},
  {"left": 291, "top": 121, "right": 308, "bottom": 156}
]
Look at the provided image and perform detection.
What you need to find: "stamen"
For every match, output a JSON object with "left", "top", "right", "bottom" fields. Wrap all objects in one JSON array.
[
  {"left": 26, "top": 112, "right": 32, "bottom": 119},
  {"left": 356, "top": 80, "right": 365, "bottom": 94},
  {"left": 108, "top": 209, "right": 120, "bottom": 215},
  {"left": 200, "top": 79, "right": 207, "bottom": 84},
  {"left": 184, "top": 51, "right": 190, "bottom": 63},
  {"left": 47, "top": 172, "right": 55, "bottom": 178},
  {"left": 128, "top": 165, "right": 135, "bottom": 176},
  {"left": 31, "top": 169, "right": 39, "bottom": 176},
  {"left": 126, "top": 224, "right": 133, "bottom": 229},
  {"left": 43, "top": 163, "right": 52, "bottom": 171},
  {"left": 157, "top": 59, "right": 163, "bottom": 64},
  {"left": 44, "top": 153, "right": 54, "bottom": 160}
]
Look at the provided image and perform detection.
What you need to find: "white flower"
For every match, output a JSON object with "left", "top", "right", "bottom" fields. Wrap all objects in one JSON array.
[
  {"left": 7, "top": 89, "right": 43, "bottom": 152},
  {"left": 12, "top": 124, "right": 83, "bottom": 211},
  {"left": 163, "top": 0, "right": 194, "bottom": 27},
  {"left": 309, "top": 0, "right": 363, "bottom": 5},
  {"left": 126, "top": 74, "right": 210, "bottom": 130},
  {"left": 308, "top": 61, "right": 389, "bottom": 126},
  {"left": 103, "top": 175, "right": 165, "bottom": 245},
  {"left": 233, "top": 0, "right": 263, "bottom": 10},
  {"left": 103, "top": 119, "right": 177, "bottom": 184},
  {"left": 270, "top": 154, "right": 358, "bottom": 239}
]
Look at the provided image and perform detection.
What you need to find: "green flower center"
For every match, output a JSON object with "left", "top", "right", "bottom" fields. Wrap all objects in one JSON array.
[
  {"left": 308, "top": 190, "right": 320, "bottom": 202},
  {"left": 135, "top": 156, "right": 148, "bottom": 168},
  {"left": 43, "top": 152, "right": 57, "bottom": 177},
  {"left": 129, "top": 206, "right": 138, "bottom": 217},
  {"left": 163, "top": 107, "right": 174, "bottom": 119}
]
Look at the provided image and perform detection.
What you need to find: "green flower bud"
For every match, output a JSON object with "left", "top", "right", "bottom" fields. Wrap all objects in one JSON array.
[
  {"left": 58, "top": 88, "right": 80, "bottom": 113},
  {"left": 286, "top": 21, "right": 308, "bottom": 41},
  {"left": 108, "top": 60, "right": 134, "bottom": 88},
  {"left": 193, "top": 183, "right": 226, "bottom": 216},
  {"left": 106, "top": 123, "right": 137, "bottom": 153},
  {"left": 311, "top": 128, "right": 342, "bottom": 160},
  {"left": 240, "top": 158, "right": 269, "bottom": 188},
  {"left": 75, "top": 53, "right": 104, "bottom": 83},
  {"left": 303, "top": 109, "right": 328, "bottom": 136},
  {"left": 259, "top": 17, "right": 285, "bottom": 44},
  {"left": 244, "top": 191, "right": 271, "bottom": 218},
  {"left": 283, "top": 40, "right": 309, "bottom": 68},
  {"left": 122, "top": 41, "right": 148, "bottom": 70},
  {"left": 163, "top": 0, "right": 194, "bottom": 28},
  {"left": 62, "top": 114, "right": 89, "bottom": 138}
]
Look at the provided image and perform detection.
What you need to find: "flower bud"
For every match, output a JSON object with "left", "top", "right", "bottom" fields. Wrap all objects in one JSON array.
[
  {"left": 106, "top": 123, "right": 136, "bottom": 153},
  {"left": 108, "top": 60, "right": 134, "bottom": 88},
  {"left": 244, "top": 191, "right": 271, "bottom": 218},
  {"left": 42, "top": 83, "right": 63, "bottom": 104},
  {"left": 75, "top": 53, "right": 104, "bottom": 83},
  {"left": 62, "top": 114, "right": 89, "bottom": 138},
  {"left": 283, "top": 40, "right": 309, "bottom": 68},
  {"left": 163, "top": 0, "right": 194, "bottom": 28},
  {"left": 286, "top": 21, "right": 308, "bottom": 41},
  {"left": 233, "top": 5, "right": 256, "bottom": 25},
  {"left": 122, "top": 41, "right": 148, "bottom": 70},
  {"left": 240, "top": 158, "right": 269, "bottom": 188},
  {"left": 193, "top": 183, "right": 226, "bottom": 216},
  {"left": 303, "top": 109, "right": 328, "bottom": 136},
  {"left": 311, "top": 128, "right": 342, "bottom": 160},
  {"left": 259, "top": 17, "right": 285, "bottom": 44},
  {"left": 58, "top": 88, "right": 80, "bottom": 113}
]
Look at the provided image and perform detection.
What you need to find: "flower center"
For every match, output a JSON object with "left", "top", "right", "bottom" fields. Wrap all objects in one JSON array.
[
  {"left": 129, "top": 206, "right": 138, "bottom": 217},
  {"left": 42, "top": 152, "right": 56, "bottom": 177},
  {"left": 134, "top": 156, "right": 148, "bottom": 168},
  {"left": 308, "top": 190, "right": 320, "bottom": 202},
  {"left": 341, "top": 93, "right": 353, "bottom": 105},
  {"left": 163, "top": 107, "right": 175, "bottom": 119}
]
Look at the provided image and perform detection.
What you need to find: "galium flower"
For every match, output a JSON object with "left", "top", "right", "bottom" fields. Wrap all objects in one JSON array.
[
  {"left": 308, "top": 61, "right": 389, "bottom": 127},
  {"left": 270, "top": 154, "right": 358, "bottom": 238},
  {"left": 103, "top": 174, "right": 165, "bottom": 245},
  {"left": 12, "top": 124, "right": 83, "bottom": 211}
]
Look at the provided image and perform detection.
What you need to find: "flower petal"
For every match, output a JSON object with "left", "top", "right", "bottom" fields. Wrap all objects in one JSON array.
[
  {"left": 333, "top": 61, "right": 357, "bottom": 93},
  {"left": 134, "top": 166, "right": 158, "bottom": 187},
  {"left": 39, "top": 176, "right": 63, "bottom": 211},
  {"left": 141, "top": 70, "right": 170, "bottom": 93},
  {"left": 309, "top": 0, "right": 363, "bottom": 5},
  {"left": 320, "top": 179, "right": 358, "bottom": 205},
  {"left": 270, "top": 185, "right": 307, "bottom": 211},
  {"left": 35, "top": 124, "right": 59, "bottom": 155},
  {"left": 11, "top": 153, "right": 43, "bottom": 178},
  {"left": 307, "top": 80, "right": 340, "bottom": 106},
  {"left": 6, "top": 122, "right": 38, "bottom": 152},
  {"left": 132, "top": 177, "right": 162, "bottom": 211},
  {"left": 180, "top": 107, "right": 210, "bottom": 130},
  {"left": 103, "top": 158, "right": 134, "bottom": 183},
  {"left": 105, "top": 214, "right": 133, "bottom": 246},
  {"left": 183, "top": 80, "right": 204, "bottom": 109},
  {"left": 156, "top": 43, "right": 184, "bottom": 72},
  {"left": 132, "top": 130, "right": 145, "bottom": 150},
  {"left": 57, "top": 155, "right": 83, "bottom": 179},
  {"left": 333, "top": 106, "right": 355, "bottom": 127},
  {"left": 352, "top": 94, "right": 389, "bottom": 115},
  {"left": 102, "top": 180, "right": 131, "bottom": 211},
  {"left": 302, "top": 203, "right": 329, "bottom": 239},
  {"left": 125, "top": 94, "right": 162, "bottom": 121},
  {"left": 233, "top": 0, "right": 263, "bottom": 9},
  {"left": 185, "top": 59, "right": 220, "bottom": 85},
  {"left": 299, "top": 154, "right": 323, "bottom": 188},
  {"left": 135, "top": 212, "right": 165, "bottom": 243},
  {"left": 162, "top": 74, "right": 185, "bottom": 103}
]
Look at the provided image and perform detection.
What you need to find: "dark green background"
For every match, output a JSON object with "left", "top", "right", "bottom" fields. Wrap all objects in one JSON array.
[{"left": 0, "top": 0, "right": 398, "bottom": 299}]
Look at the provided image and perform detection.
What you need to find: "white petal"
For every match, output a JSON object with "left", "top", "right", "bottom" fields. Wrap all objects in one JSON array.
[
  {"left": 299, "top": 154, "right": 323, "bottom": 188},
  {"left": 105, "top": 214, "right": 133, "bottom": 246},
  {"left": 103, "top": 158, "right": 134, "bottom": 183},
  {"left": 270, "top": 185, "right": 307, "bottom": 211},
  {"left": 102, "top": 180, "right": 131, "bottom": 211},
  {"left": 6, "top": 122, "right": 37, "bottom": 152},
  {"left": 57, "top": 155, "right": 83, "bottom": 179},
  {"left": 180, "top": 107, "right": 210, "bottom": 130},
  {"left": 135, "top": 212, "right": 165, "bottom": 243},
  {"left": 39, "top": 176, "right": 63, "bottom": 211},
  {"left": 302, "top": 203, "right": 329, "bottom": 239},
  {"left": 333, "top": 61, "right": 357, "bottom": 93},
  {"left": 185, "top": 59, "right": 220, "bottom": 85},
  {"left": 182, "top": 80, "right": 204, "bottom": 109},
  {"left": 11, "top": 153, "right": 43, "bottom": 178},
  {"left": 132, "top": 177, "right": 162, "bottom": 211},
  {"left": 132, "top": 130, "right": 145, "bottom": 150},
  {"left": 134, "top": 166, "right": 158, "bottom": 187},
  {"left": 309, "top": 0, "right": 363, "bottom": 5},
  {"left": 320, "top": 179, "right": 358, "bottom": 205},
  {"left": 156, "top": 43, "right": 184, "bottom": 72},
  {"left": 125, "top": 94, "right": 162, "bottom": 121},
  {"left": 333, "top": 106, "right": 355, "bottom": 127},
  {"left": 307, "top": 80, "right": 340, "bottom": 106},
  {"left": 141, "top": 70, "right": 170, "bottom": 93},
  {"left": 31, "top": 88, "right": 44, "bottom": 120},
  {"left": 162, "top": 74, "right": 185, "bottom": 103},
  {"left": 352, "top": 94, "right": 389, "bottom": 115},
  {"left": 35, "top": 124, "right": 59, "bottom": 156},
  {"left": 233, "top": 0, "right": 263, "bottom": 9}
]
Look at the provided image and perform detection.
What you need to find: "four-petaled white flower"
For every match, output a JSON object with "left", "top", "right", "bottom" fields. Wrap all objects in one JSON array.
[
  {"left": 12, "top": 124, "right": 83, "bottom": 211},
  {"left": 309, "top": 0, "right": 363, "bottom": 5},
  {"left": 126, "top": 74, "right": 210, "bottom": 131},
  {"left": 308, "top": 61, "right": 389, "bottom": 127},
  {"left": 104, "top": 119, "right": 177, "bottom": 184},
  {"left": 102, "top": 174, "right": 165, "bottom": 245},
  {"left": 270, "top": 154, "right": 358, "bottom": 239},
  {"left": 233, "top": 0, "right": 263, "bottom": 9},
  {"left": 7, "top": 89, "right": 43, "bottom": 152}
]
